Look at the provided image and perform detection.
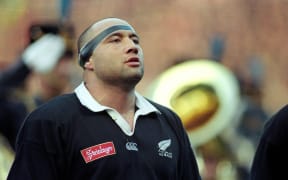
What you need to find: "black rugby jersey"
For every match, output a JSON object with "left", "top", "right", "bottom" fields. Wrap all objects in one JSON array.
[{"left": 8, "top": 93, "right": 201, "bottom": 180}]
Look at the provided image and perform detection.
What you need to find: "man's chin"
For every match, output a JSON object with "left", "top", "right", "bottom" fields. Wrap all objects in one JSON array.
[
  {"left": 128, "top": 75, "right": 142, "bottom": 85},
  {"left": 120, "top": 75, "right": 142, "bottom": 90}
]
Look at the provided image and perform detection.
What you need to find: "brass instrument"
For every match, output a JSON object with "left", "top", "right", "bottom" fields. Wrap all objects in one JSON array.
[
  {"left": 146, "top": 59, "right": 242, "bottom": 179},
  {"left": 146, "top": 59, "right": 241, "bottom": 147}
]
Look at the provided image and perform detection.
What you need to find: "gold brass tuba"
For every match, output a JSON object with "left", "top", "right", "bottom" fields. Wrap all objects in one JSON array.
[{"left": 145, "top": 59, "right": 241, "bottom": 147}]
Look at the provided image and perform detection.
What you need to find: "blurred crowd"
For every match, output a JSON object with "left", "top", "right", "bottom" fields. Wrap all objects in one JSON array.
[{"left": 0, "top": 22, "right": 81, "bottom": 180}]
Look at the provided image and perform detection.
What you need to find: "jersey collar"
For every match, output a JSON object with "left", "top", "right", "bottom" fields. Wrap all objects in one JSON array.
[{"left": 74, "top": 82, "right": 160, "bottom": 115}]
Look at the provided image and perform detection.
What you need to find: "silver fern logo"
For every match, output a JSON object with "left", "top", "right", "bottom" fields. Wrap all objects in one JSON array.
[{"left": 158, "top": 139, "right": 172, "bottom": 158}]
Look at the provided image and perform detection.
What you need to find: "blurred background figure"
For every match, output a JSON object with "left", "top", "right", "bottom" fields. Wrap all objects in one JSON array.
[
  {"left": 0, "top": 22, "right": 77, "bottom": 180},
  {"left": 146, "top": 57, "right": 269, "bottom": 180}
]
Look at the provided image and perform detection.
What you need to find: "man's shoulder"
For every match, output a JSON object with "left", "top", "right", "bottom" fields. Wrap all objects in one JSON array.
[
  {"left": 30, "top": 93, "right": 79, "bottom": 118},
  {"left": 263, "top": 104, "right": 288, "bottom": 138},
  {"left": 41, "top": 93, "right": 77, "bottom": 107},
  {"left": 146, "top": 99, "right": 182, "bottom": 125},
  {"left": 268, "top": 104, "right": 288, "bottom": 125},
  {"left": 146, "top": 98, "right": 173, "bottom": 113}
]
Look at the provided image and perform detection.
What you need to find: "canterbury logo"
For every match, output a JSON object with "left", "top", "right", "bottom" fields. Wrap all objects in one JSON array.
[
  {"left": 126, "top": 142, "right": 138, "bottom": 151},
  {"left": 80, "top": 141, "right": 116, "bottom": 163},
  {"left": 158, "top": 139, "right": 172, "bottom": 158}
]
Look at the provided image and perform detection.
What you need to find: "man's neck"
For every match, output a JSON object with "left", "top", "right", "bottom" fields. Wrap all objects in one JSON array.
[
  {"left": 85, "top": 81, "right": 137, "bottom": 130},
  {"left": 84, "top": 81, "right": 136, "bottom": 114}
]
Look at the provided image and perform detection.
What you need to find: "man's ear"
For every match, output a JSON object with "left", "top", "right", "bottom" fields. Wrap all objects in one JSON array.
[{"left": 84, "top": 59, "right": 94, "bottom": 70}]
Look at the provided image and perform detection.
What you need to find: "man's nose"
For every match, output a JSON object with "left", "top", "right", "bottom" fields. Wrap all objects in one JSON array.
[
  {"left": 125, "top": 40, "right": 139, "bottom": 54},
  {"left": 127, "top": 46, "right": 138, "bottom": 54}
]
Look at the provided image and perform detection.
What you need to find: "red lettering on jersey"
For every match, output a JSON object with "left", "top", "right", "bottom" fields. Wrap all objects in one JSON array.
[{"left": 80, "top": 141, "right": 116, "bottom": 163}]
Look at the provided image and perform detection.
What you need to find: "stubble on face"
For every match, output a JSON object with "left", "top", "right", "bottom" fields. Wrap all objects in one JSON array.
[{"left": 91, "top": 56, "right": 144, "bottom": 90}]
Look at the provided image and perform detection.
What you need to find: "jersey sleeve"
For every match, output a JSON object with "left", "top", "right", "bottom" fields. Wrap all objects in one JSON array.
[{"left": 7, "top": 108, "right": 65, "bottom": 180}]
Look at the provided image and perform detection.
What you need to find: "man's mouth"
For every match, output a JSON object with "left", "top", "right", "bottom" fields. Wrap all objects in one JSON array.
[{"left": 125, "top": 57, "right": 140, "bottom": 67}]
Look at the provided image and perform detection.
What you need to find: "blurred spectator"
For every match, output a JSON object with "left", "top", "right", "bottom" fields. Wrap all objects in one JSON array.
[
  {"left": 0, "top": 22, "right": 77, "bottom": 180},
  {"left": 250, "top": 105, "right": 288, "bottom": 179},
  {"left": 0, "top": 23, "right": 76, "bottom": 150}
]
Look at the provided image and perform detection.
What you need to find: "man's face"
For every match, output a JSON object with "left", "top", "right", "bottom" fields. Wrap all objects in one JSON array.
[{"left": 86, "top": 19, "right": 144, "bottom": 86}]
